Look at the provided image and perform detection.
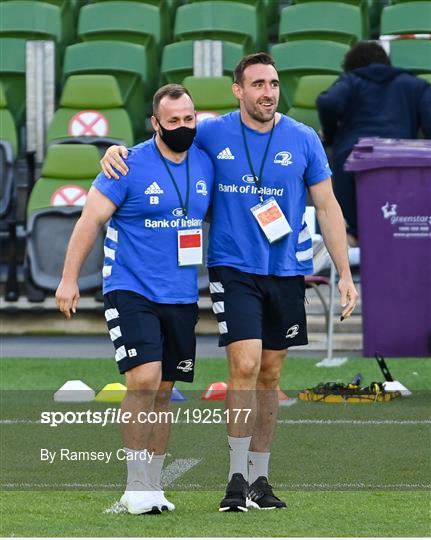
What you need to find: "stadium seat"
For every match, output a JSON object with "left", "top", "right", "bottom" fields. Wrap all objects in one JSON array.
[
  {"left": 78, "top": 1, "right": 169, "bottom": 55},
  {"left": 0, "top": 83, "right": 19, "bottom": 300},
  {"left": 279, "top": 2, "right": 363, "bottom": 45},
  {"left": 31, "top": 0, "right": 78, "bottom": 46},
  {"left": 292, "top": 0, "right": 369, "bottom": 37},
  {"left": 0, "top": 38, "right": 27, "bottom": 126},
  {"left": 47, "top": 75, "right": 134, "bottom": 149},
  {"left": 0, "top": 1, "right": 63, "bottom": 44},
  {"left": 161, "top": 40, "right": 244, "bottom": 84},
  {"left": 187, "top": 0, "right": 276, "bottom": 41},
  {"left": 182, "top": 76, "right": 238, "bottom": 120},
  {"left": 63, "top": 41, "right": 152, "bottom": 139},
  {"left": 26, "top": 144, "right": 104, "bottom": 292},
  {"left": 390, "top": 40, "right": 431, "bottom": 73},
  {"left": 91, "top": 0, "right": 174, "bottom": 36},
  {"left": 174, "top": 1, "right": 264, "bottom": 53},
  {"left": 288, "top": 75, "right": 338, "bottom": 132},
  {"left": 381, "top": 2, "right": 431, "bottom": 34},
  {"left": 418, "top": 73, "right": 431, "bottom": 84},
  {"left": 272, "top": 40, "right": 349, "bottom": 110},
  {"left": 0, "top": 82, "right": 18, "bottom": 161}
]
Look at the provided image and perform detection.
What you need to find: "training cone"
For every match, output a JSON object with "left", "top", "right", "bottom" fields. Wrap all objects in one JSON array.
[
  {"left": 201, "top": 381, "right": 227, "bottom": 401},
  {"left": 54, "top": 380, "right": 95, "bottom": 402},
  {"left": 278, "top": 388, "right": 290, "bottom": 401},
  {"left": 171, "top": 386, "right": 188, "bottom": 401},
  {"left": 95, "top": 383, "right": 127, "bottom": 403}
]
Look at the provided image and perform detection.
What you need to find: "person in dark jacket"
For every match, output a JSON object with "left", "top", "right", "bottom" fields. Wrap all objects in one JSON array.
[{"left": 317, "top": 41, "right": 431, "bottom": 245}]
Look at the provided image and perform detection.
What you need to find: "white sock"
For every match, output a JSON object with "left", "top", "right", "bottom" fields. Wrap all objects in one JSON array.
[
  {"left": 124, "top": 448, "right": 151, "bottom": 490},
  {"left": 228, "top": 436, "right": 251, "bottom": 481},
  {"left": 147, "top": 453, "right": 165, "bottom": 491},
  {"left": 248, "top": 451, "right": 270, "bottom": 484}
]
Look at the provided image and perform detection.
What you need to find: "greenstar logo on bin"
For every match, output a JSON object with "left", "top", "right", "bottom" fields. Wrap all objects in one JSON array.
[
  {"left": 381, "top": 201, "right": 431, "bottom": 239},
  {"left": 382, "top": 202, "right": 431, "bottom": 226}
]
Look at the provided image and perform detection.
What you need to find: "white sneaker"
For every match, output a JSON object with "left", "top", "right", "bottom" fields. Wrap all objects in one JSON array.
[
  {"left": 157, "top": 491, "right": 175, "bottom": 511},
  {"left": 120, "top": 490, "right": 162, "bottom": 515}
]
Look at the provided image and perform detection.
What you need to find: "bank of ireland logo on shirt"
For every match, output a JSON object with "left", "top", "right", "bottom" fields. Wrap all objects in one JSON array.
[
  {"left": 242, "top": 174, "right": 256, "bottom": 184},
  {"left": 145, "top": 181, "right": 164, "bottom": 205},
  {"left": 217, "top": 147, "right": 235, "bottom": 160},
  {"left": 172, "top": 207, "right": 185, "bottom": 217},
  {"left": 196, "top": 180, "right": 208, "bottom": 196},
  {"left": 274, "top": 151, "right": 293, "bottom": 166}
]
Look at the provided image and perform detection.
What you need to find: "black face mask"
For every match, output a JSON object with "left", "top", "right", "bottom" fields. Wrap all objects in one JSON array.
[{"left": 156, "top": 119, "right": 196, "bottom": 153}]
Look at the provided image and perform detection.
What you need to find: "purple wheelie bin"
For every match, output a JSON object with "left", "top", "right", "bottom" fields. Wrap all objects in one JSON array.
[{"left": 345, "top": 138, "right": 431, "bottom": 357}]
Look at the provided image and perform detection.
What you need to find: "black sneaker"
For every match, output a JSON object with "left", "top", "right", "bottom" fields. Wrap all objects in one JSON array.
[
  {"left": 219, "top": 473, "right": 248, "bottom": 512},
  {"left": 247, "top": 476, "right": 287, "bottom": 510}
]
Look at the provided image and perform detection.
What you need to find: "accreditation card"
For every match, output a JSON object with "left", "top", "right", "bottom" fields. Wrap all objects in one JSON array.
[
  {"left": 177, "top": 229, "right": 203, "bottom": 266},
  {"left": 250, "top": 197, "right": 292, "bottom": 243}
]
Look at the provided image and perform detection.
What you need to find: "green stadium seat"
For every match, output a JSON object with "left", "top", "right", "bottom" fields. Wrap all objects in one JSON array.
[
  {"left": 161, "top": 40, "right": 244, "bottom": 84},
  {"left": 90, "top": 0, "right": 173, "bottom": 35},
  {"left": 26, "top": 144, "right": 104, "bottom": 292},
  {"left": 47, "top": 75, "right": 134, "bottom": 149},
  {"left": 390, "top": 40, "right": 431, "bottom": 73},
  {"left": 279, "top": 2, "right": 363, "bottom": 45},
  {"left": 30, "top": 0, "right": 78, "bottom": 46},
  {"left": 63, "top": 40, "right": 152, "bottom": 139},
  {"left": 272, "top": 40, "right": 349, "bottom": 110},
  {"left": 78, "top": 1, "right": 169, "bottom": 56},
  {"left": 0, "top": 83, "right": 18, "bottom": 221},
  {"left": 0, "top": 38, "right": 26, "bottom": 127},
  {"left": 418, "top": 73, "right": 431, "bottom": 84},
  {"left": 381, "top": 2, "right": 431, "bottom": 34},
  {"left": 0, "top": 1, "right": 63, "bottom": 44},
  {"left": 187, "top": 0, "right": 276, "bottom": 42},
  {"left": 174, "top": 1, "right": 264, "bottom": 53},
  {"left": 0, "top": 81, "right": 18, "bottom": 160},
  {"left": 288, "top": 74, "right": 338, "bottom": 131},
  {"left": 182, "top": 76, "right": 238, "bottom": 120},
  {"left": 293, "top": 0, "right": 369, "bottom": 37}
]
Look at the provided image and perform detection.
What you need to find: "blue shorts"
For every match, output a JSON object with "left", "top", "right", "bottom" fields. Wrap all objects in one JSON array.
[
  {"left": 208, "top": 266, "right": 308, "bottom": 350},
  {"left": 104, "top": 289, "right": 199, "bottom": 382}
]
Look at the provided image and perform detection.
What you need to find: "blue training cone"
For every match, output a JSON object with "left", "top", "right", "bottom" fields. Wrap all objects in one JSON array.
[{"left": 171, "top": 386, "right": 188, "bottom": 401}]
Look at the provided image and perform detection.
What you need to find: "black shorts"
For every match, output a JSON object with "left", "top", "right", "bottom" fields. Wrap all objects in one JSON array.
[
  {"left": 104, "top": 290, "right": 199, "bottom": 382},
  {"left": 208, "top": 266, "right": 308, "bottom": 350}
]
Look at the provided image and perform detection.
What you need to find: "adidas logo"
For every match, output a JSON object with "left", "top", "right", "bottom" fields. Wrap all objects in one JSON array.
[
  {"left": 217, "top": 147, "right": 235, "bottom": 160},
  {"left": 145, "top": 182, "right": 164, "bottom": 195}
]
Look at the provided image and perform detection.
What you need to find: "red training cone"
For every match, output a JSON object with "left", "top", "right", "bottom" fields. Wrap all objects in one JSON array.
[{"left": 201, "top": 381, "right": 228, "bottom": 401}]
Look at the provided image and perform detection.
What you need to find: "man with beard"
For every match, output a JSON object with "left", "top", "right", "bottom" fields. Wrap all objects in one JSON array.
[
  {"left": 56, "top": 84, "right": 214, "bottom": 514},
  {"left": 100, "top": 53, "right": 358, "bottom": 512}
]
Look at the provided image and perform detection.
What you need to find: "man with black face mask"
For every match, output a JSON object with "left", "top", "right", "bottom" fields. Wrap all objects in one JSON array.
[{"left": 55, "top": 84, "right": 214, "bottom": 514}]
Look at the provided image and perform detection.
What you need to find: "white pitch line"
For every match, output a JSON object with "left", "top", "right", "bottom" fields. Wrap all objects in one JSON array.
[
  {"left": 2, "top": 482, "right": 122, "bottom": 489},
  {"left": 3, "top": 480, "right": 429, "bottom": 491},
  {"left": 104, "top": 501, "right": 127, "bottom": 514},
  {"left": 1, "top": 418, "right": 430, "bottom": 426},
  {"left": 277, "top": 419, "right": 431, "bottom": 425},
  {"left": 277, "top": 482, "right": 431, "bottom": 490},
  {"left": 156, "top": 482, "right": 431, "bottom": 491},
  {"left": 161, "top": 458, "right": 201, "bottom": 486}
]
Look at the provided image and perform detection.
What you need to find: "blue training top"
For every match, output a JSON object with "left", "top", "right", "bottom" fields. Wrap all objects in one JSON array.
[
  {"left": 93, "top": 138, "right": 214, "bottom": 303},
  {"left": 195, "top": 111, "right": 331, "bottom": 276}
]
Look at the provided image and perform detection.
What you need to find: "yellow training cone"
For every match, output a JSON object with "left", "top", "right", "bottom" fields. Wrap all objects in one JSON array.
[{"left": 95, "top": 383, "right": 127, "bottom": 403}]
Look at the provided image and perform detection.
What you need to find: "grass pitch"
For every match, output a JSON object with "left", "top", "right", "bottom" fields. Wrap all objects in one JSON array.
[{"left": 1, "top": 355, "right": 430, "bottom": 537}]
